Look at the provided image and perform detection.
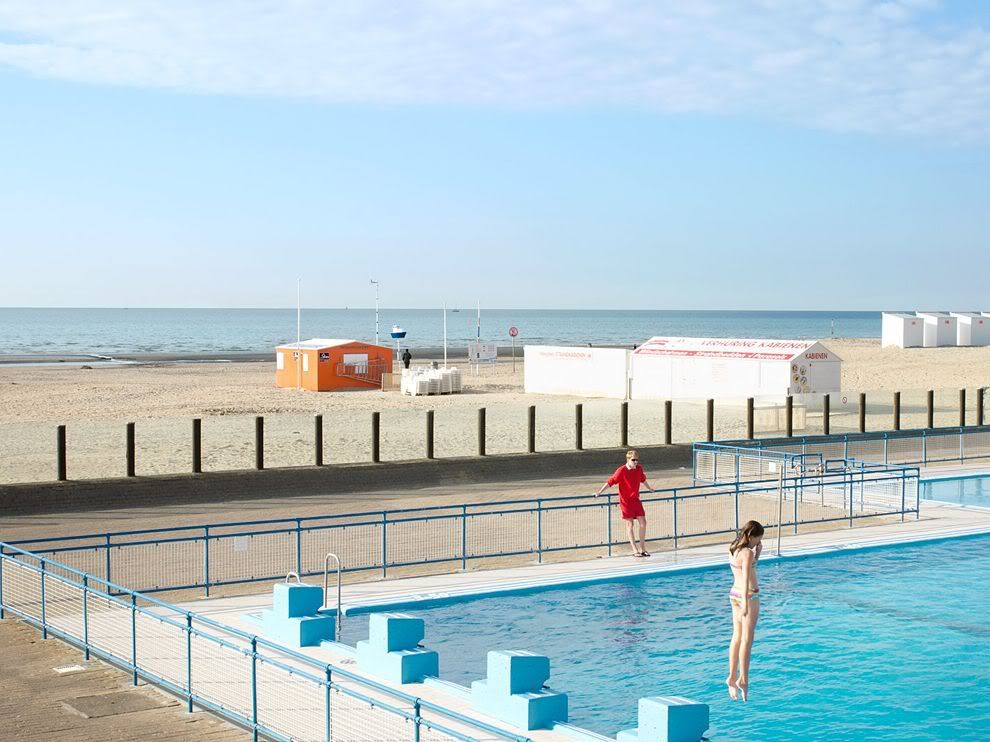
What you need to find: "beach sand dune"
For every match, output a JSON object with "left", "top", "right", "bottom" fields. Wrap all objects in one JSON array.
[{"left": 0, "top": 339, "right": 986, "bottom": 483}]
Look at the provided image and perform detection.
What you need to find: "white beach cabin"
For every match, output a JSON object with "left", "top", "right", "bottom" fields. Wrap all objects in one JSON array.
[
  {"left": 950, "top": 312, "right": 990, "bottom": 347},
  {"left": 629, "top": 337, "right": 841, "bottom": 400},
  {"left": 916, "top": 312, "right": 958, "bottom": 347},
  {"left": 881, "top": 312, "right": 924, "bottom": 348}
]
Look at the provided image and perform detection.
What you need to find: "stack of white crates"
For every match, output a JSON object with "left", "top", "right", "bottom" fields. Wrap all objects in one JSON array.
[{"left": 400, "top": 367, "right": 463, "bottom": 396}]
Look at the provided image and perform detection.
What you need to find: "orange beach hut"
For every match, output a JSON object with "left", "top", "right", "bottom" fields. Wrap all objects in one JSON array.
[{"left": 275, "top": 339, "right": 393, "bottom": 391}]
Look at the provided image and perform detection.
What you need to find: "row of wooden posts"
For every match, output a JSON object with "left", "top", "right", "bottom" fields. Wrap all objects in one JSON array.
[{"left": 50, "top": 388, "right": 985, "bottom": 481}]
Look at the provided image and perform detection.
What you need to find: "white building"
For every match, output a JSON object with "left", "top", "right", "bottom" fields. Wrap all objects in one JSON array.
[
  {"left": 630, "top": 337, "right": 842, "bottom": 400},
  {"left": 916, "top": 312, "right": 958, "bottom": 347},
  {"left": 523, "top": 345, "right": 630, "bottom": 399},
  {"left": 881, "top": 312, "right": 924, "bottom": 348},
  {"left": 950, "top": 312, "right": 990, "bottom": 347}
]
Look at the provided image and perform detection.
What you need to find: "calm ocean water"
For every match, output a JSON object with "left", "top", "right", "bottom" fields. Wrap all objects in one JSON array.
[{"left": 0, "top": 308, "right": 880, "bottom": 356}]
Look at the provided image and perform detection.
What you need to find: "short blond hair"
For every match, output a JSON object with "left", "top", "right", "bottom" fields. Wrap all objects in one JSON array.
[{"left": 626, "top": 450, "right": 638, "bottom": 460}]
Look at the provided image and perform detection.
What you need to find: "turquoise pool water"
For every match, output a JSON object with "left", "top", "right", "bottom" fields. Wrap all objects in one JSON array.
[
  {"left": 922, "top": 475, "right": 990, "bottom": 508},
  {"left": 340, "top": 535, "right": 990, "bottom": 740}
]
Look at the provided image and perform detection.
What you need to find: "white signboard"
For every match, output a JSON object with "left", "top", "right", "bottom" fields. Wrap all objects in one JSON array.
[{"left": 468, "top": 342, "right": 498, "bottom": 363}]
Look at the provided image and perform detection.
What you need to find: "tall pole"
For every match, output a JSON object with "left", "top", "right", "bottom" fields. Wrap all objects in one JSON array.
[
  {"left": 296, "top": 278, "right": 302, "bottom": 391},
  {"left": 442, "top": 302, "right": 448, "bottom": 368},
  {"left": 370, "top": 279, "right": 380, "bottom": 346},
  {"left": 476, "top": 300, "right": 481, "bottom": 342}
]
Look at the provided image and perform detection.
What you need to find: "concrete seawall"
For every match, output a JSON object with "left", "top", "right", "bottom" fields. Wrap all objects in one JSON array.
[{"left": 0, "top": 445, "right": 693, "bottom": 515}]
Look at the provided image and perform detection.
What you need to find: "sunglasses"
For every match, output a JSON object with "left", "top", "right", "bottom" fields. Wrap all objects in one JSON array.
[{"left": 630, "top": 458, "right": 639, "bottom": 462}]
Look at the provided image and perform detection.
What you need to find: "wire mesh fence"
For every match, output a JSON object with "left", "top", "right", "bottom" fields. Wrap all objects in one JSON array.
[{"left": 0, "top": 546, "right": 528, "bottom": 742}]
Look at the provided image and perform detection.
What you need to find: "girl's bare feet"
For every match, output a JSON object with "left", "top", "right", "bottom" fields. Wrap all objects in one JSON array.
[
  {"left": 726, "top": 676, "right": 739, "bottom": 700},
  {"left": 737, "top": 677, "right": 749, "bottom": 702}
]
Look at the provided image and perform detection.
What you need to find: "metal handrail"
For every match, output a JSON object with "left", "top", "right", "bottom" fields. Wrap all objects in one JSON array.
[{"left": 323, "top": 552, "right": 342, "bottom": 636}]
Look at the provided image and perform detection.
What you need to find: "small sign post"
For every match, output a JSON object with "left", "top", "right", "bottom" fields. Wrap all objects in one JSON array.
[{"left": 509, "top": 326, "right": 519, "bottom": 373}]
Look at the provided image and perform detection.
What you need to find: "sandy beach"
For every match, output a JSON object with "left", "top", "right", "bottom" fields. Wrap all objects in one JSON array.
[{"left": 0, "top": 338, "right": 986, "bottom": 483}]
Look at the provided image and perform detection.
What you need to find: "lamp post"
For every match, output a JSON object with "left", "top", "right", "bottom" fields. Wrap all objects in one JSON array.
[{"left": 370, "top": 279, "right": 380, "bottom": 346}]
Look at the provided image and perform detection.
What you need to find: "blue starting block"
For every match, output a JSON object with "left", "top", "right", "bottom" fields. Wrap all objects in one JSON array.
[
  {"left": 616, "top": 696, "right": 710, "bottom": 742},
  {"left": 356, "top": 613, "right": 439, "bottom": 684},
  {"left": 471, "top": 650, "right": 568, "bottom": 730},
  {"left": 242, "top": 578, "right": 334, "bottom": 647}
]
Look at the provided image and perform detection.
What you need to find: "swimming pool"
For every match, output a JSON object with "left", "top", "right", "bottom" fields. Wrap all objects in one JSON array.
[
  {"left": 922, "top": 474, "right": 990, "bottom": 508},
  {"left": 339, "top": 535, "right": 990, "bottom": 740}
]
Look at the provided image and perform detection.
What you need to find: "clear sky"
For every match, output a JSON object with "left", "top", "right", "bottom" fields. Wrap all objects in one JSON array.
[{"left": 1, "top": 1, "right": 989, "bottom": 310}]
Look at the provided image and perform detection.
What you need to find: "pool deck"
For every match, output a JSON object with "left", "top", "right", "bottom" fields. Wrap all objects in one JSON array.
[{"left": 172, "top": 472, "right": 990, "bottom": 742}]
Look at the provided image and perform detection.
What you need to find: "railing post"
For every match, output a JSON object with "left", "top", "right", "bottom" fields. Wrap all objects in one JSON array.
[
  {"left": 664, "top": 400, "right": 672, "bottom": 445},
  {"left": 314, "top": 414, "right": 323, "bottom": 466},
  {"left": 130, "top": 593, "right": 138, "bottom": 685},
  {"left": 927, "top": 390, "right": 934, "bottom": 428},
  {"left": 192, "top": 418, "right": 202, "bottom": 473},
  {"left": 672, "top": 491, "right": 679, "bottom": 550},
  {"left": 527, "top": 405, "right": 536, "bottom": 453},
  {"left": 295, "top": 519, "right": 303, "bottom": 577},
  {"left": 461, "top": 505, "right": 468, "bottom": 570},
  {"left": 621, "top": 401, "right": 629, "bottom": 448},
  {"left": 371, "top": 411, "right": 381, "bottom": 463},
  {"left": 823, "top": 394, "right": 830, "bottom": 436},
  {"left": 922, "top": 430, "right": 928, "bottom": 464},
  {"left": 413, "top": 698, "right": 422, "bottom": 742},
  {"left": 786, "top": 396, "right": 793, "bottom": 437},
  {"left": 536, "top": 499, "right": 543, "bottom": 564},
  {"left": 746, "top": 397, "right": 754, "bottom": 440},
  {"left": 426, "top": 410, "right": 435, "bottom": 459},
  {"left": 960, "top": 388, "right": 966, "bottom": 427},
  {"left": 254, "top": 415, "right": 264, "bottom": 470},
  {"left": 105, "top": 534, "right": 112, "bottom": 585},
  {"left": 56, "top": 424, "right": 67, "bottom": 481},
  {"left": 859, "top": 393, "right": 866, "bottom": 433},
  {"left": 381, "top": 511, "right": 388, "bottom": 578},
  {"left": 979, "top": 387, "right": 986, "bottom": 427},
  {"left": 734, "top": 481, "right": 740, "bottom": 531},
  {"left": 126, "top": 421, "right": 136, "bottom": 477},
  {"left": 477, "top": 407, "right": 486, "bottom": 457},
  {"left": 203, "top": 527, "right": 210, "bottom": 597},
  {"left": 575, "top": 404, "right": 583, "bottom": 450},
  {"left": 900, "top": 475, "right": 906, "bottom": 523},
  {"left": 81, "top": 574, "right": 90, "bottom": 659},
  {"left": 324, "top": 665, "right": 332, "bottom": 741},
  {"left": 186, "top": 613, "right": 194, "bottom": 712},
  {"left": 893, "top": 391, "right": 901, "bottom": 431},
  {"left": 606, "top": 494, "right": 612, "bottom": 556},
  {"left": 40, "top": 558, "right": 47, "bottom": 639},
  {"left": 793, "top": 476, "right": 799, "bottom": 535},
  {"left": 706, "top": 399, "right": 714, "bottom": 442},
  {"left": 250, "top": 636, "right": 259, "bottom": 742}
]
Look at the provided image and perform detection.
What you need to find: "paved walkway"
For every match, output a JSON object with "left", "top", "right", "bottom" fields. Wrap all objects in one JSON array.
[
  {"left": 0, "top": 470, "right": 694, "bottom": 542},
  {"left": 0, "top": 620, "right": 246, "bottom": 741}
]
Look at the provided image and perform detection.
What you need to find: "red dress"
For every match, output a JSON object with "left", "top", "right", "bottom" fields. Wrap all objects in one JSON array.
[{"left": 608, "top": 464, "right": 647, "bottom": 519}]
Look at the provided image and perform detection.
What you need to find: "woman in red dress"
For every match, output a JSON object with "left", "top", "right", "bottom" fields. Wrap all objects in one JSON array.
[{"left": 595, "top": 449, "right": 654, "bottom": 557}]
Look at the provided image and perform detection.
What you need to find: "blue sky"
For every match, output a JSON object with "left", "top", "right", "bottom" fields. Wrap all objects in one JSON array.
[{"left": 1, "top": 1, "right": 989, "bottom": 310}]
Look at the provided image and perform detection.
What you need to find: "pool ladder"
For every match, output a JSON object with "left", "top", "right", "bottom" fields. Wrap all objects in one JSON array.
[{"left": 323, "top": 552, "right": 343, "bottom": 636}]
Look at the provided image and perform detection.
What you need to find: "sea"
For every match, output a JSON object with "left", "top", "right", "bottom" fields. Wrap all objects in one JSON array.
[{"left": 0, "top": 308, "right": 881, "bottom": 357}]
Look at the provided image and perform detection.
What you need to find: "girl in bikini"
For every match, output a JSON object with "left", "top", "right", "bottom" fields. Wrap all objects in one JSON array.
[{"left": 726, "top": 520, "right": 764, "bottom": 702}]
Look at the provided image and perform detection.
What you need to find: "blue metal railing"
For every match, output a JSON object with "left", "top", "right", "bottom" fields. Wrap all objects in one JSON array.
[
  {"left": 0, "top": 542, "right": 530, "bottom": 742},
  {"left": 3, "top": 469, "right": 920, "bottom": 600},
  {"left": 721, "top": 425, "right": 990, "bottom": 467}
]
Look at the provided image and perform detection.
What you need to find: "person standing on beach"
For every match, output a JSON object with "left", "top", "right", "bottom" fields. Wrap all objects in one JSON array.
[
  {"left": 595, "top": 450, "right": 654, "bottom": 557},
  {"left": 401, "top": 349, "right": 412, "bottom": 369}
]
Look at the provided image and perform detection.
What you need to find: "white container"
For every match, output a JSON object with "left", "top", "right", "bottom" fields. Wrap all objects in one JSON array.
[
  {"left": 916, "top": 312, "right": 957, "bottom": 347},
  {"left": 881, "top": 312, "right": 924, "bottom": 348},
  {"left": 950, "top": 312, "right": 990, "bottom": 347}
]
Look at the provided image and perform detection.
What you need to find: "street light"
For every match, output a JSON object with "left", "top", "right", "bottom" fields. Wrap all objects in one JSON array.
[{"left": 370, "top": 279, "right": 380, "bottom": 346}]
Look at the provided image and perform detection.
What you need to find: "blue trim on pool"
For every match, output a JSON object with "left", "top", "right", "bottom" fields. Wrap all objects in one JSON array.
[{"left": 921, "top": 472, "right": 990, "bottom": 484}]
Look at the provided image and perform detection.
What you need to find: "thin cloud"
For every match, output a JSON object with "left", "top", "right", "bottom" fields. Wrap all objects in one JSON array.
[{"left": 0, "top": 0, "right": 987, "bottom": 138}]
